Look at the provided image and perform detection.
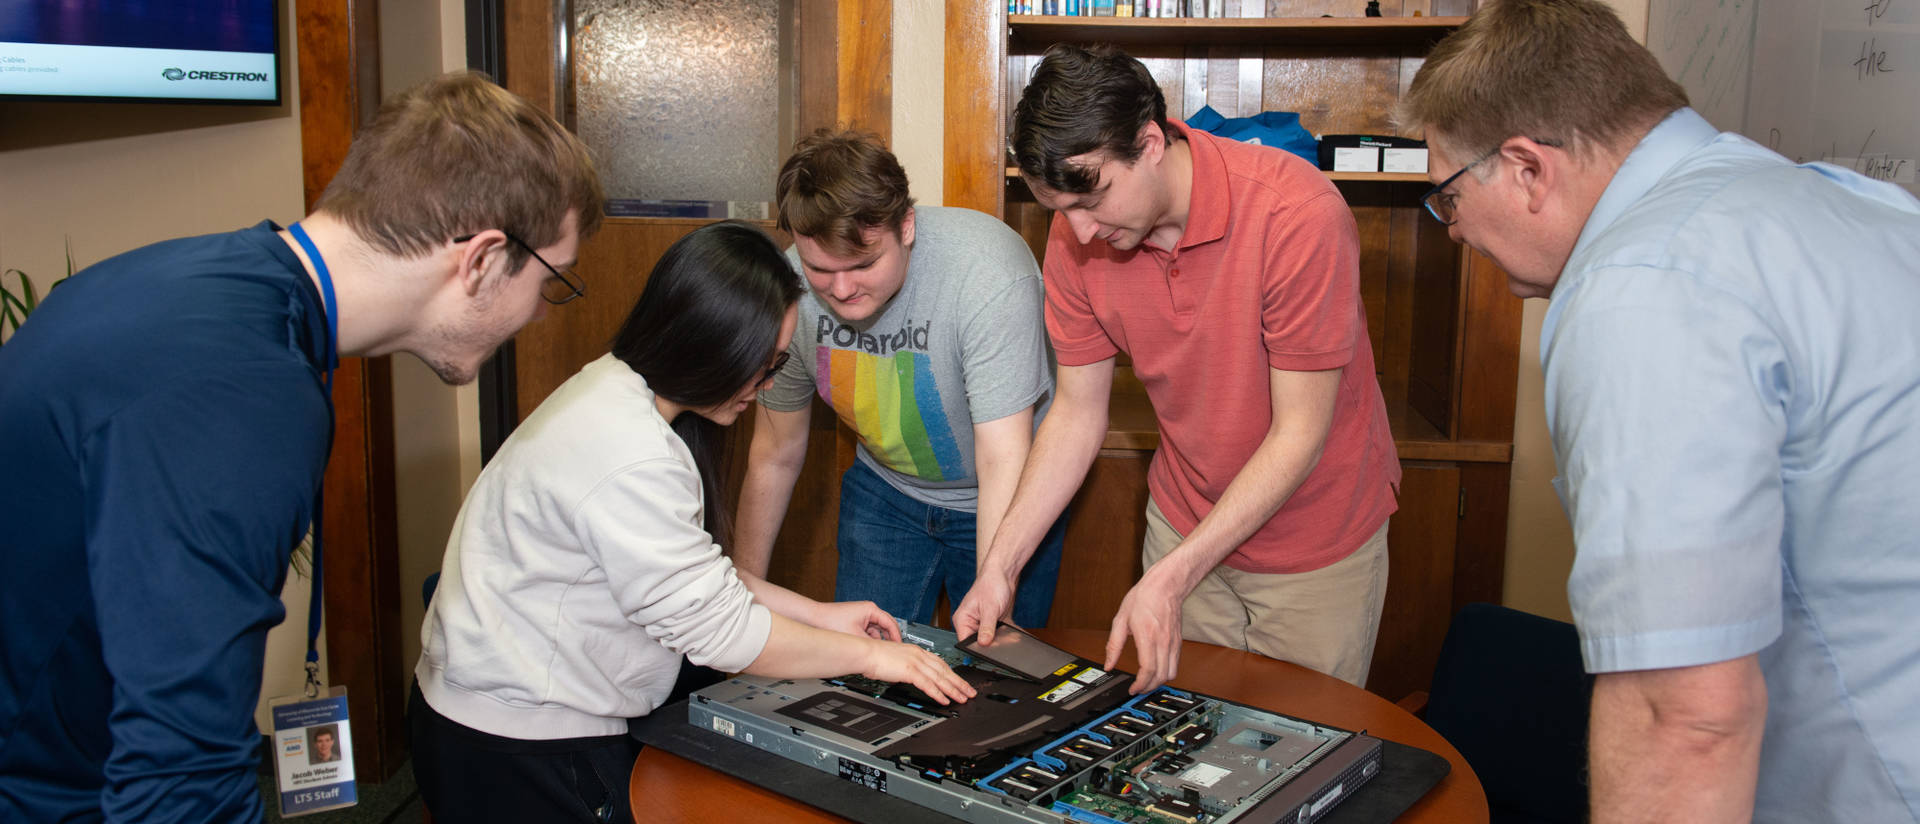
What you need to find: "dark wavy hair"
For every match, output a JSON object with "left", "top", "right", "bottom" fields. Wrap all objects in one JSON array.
[
  {"left": 609, "top": 221, "right": 803, "bottom": 541},
  {"left": 1011, "top": 43, "right": 1172, "bottom": 194}
]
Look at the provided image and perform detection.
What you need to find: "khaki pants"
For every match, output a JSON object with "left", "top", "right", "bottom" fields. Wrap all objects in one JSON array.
[{"left": 1141, "top": 499, "right": 1389, "bottom": 687}]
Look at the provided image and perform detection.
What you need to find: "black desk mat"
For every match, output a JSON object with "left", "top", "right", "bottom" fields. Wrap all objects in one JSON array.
[{"left": 631, "top": 701, "right": 1451, "bottom": 823}]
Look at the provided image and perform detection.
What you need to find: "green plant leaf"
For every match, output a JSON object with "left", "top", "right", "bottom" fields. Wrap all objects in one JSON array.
[
  {"left": 0, "top": 246, "right": 78, "bottom": 345},
  {"left": 0, "top": 270, "right": 29, "bottom": 339}
]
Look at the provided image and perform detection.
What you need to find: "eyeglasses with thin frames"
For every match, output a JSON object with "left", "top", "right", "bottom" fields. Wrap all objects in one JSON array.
[
  {"left": 1420, "top": 148, "right": 1498, "bottom": 226},
  {"left": 1420, "top": 137, "right": 1565, "bottom": 226},
  {"left": 759, "top": 350, "right": 792, "bottom": 387},
  {"left": 453, "top": 232, "right": 586, "bottom": 305}
]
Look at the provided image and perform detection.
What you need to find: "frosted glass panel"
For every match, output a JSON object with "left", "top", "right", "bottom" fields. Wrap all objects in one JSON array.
[{"left": 574, "top": 0, "right": 780, "bottom": 204}]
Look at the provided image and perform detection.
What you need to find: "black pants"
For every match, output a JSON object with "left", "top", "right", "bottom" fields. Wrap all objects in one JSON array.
[{"left": 409, "top": 684, "right": 639, "bottom": 824}]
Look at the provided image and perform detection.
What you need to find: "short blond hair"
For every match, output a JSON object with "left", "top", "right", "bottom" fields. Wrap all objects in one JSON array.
[
  {"left": 315, "top": 71, "right": 604, "bottom": 266},
  {"left": 1397, "top": 0, "right": 1687, "bottom": 161}
]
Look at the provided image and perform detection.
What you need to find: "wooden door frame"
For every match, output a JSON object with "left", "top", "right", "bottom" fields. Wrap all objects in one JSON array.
[
  {"left": 296, "top": 0, "right": 409, "bottom": 782},
  {"left": 481, "top": 0, "right": 893, "bottom": 441}
]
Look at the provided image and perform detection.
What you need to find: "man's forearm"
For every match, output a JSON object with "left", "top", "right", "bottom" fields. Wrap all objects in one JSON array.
[
  {"left": 979, "top": 400, "right": 1106, "bottom": 583},
  {"left": 972, "top": 411, "right": 1036, "bottom": 571},
  {"left": 732, "top": 465, "right": 800, "bottom": 577},
  {"left": 1147, "top": 367, "right": 1338, "bottom": 593},
  {"left": 731, "top": 408, "right": 810, "bottom": 577},
  {"left": 1589, "top": 657, "right": 1767, "bottom": 824},
  {"left": 1147, "top": 417, "right": 1324, "bottom": 593}
]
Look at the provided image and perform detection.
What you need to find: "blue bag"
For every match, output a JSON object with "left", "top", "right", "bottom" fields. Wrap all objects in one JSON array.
[{"left": 1186, "top": 106, "right": 1319, "bottom": 164}]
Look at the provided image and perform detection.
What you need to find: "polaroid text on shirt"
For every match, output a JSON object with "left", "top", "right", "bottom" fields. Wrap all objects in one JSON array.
[{"left": 817, "top": 316, "right": 932, "bottom": 356}]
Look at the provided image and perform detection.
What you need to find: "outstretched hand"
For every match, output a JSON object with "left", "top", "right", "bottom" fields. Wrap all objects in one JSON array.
[
  {"left": 864, "top": 641, "right": 976, "bottom": 705},
  {"left": 812, "top": 599, "right": 901, "bottom": 641},
  {"left": 952, "top": 574, "right": 1016, "bottom": 646},
  {"left": 1104, "top": 570, "right": 1187, "bottom": 694}
]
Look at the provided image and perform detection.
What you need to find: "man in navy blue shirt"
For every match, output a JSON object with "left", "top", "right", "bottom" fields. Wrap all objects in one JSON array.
[{"left": 0, "top": 71, "right": 605, "bottom": 822}]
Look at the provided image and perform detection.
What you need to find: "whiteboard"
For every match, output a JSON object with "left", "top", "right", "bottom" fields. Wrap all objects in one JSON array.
[{"left": 1651, "top": 0, "right": 1918, "bottom": 192}]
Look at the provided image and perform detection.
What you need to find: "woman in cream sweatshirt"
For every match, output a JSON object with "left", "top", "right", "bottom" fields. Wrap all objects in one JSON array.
[{"left": 410, "top": 222, "right": 973, "bottom": 823}]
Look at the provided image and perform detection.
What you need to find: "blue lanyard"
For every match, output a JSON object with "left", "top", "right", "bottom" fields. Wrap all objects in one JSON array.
[{"left": 288, "top": 222, "right": 338, "bottom": 697}]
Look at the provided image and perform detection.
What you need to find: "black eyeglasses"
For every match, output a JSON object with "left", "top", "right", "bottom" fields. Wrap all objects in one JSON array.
[
  {"left": 1420, "top": 137, "right": 1565, "bottom": 226},
  {"left": 759, "top": 350, "right": 792, "bottom": 386},
  {"left": 1420, "top": 148, "right": 1497, "bottom": 226},
  {"left": 454, "top": 232, "right": 585, "bottom": 305}
]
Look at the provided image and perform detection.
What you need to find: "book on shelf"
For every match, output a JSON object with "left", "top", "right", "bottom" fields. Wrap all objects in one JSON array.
[{"left": 603, "top": 200, "right": 770, "bottom": 220}]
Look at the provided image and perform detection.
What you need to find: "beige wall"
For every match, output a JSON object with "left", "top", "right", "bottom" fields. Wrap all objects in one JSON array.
[
  {"left": 381, "top": 0, "right": 474, "bottom": 687},
  {"left": 1501, "top": 0, "right": 1649, "bottom": 623},
  {"left": 0, "top": 1, "right": 320, "bottom": 730},
  {"left": 892, "top": 0, "right": 945, "bottom": 205}
]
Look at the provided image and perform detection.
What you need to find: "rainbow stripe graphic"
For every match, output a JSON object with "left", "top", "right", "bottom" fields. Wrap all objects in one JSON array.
[{"left": 816, "top": 348, "right": 963, "bottom": 481}]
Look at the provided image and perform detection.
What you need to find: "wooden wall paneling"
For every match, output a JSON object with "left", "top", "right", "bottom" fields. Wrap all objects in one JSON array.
[
  {"left": 1405, "top": 196, "right": 1461, "bottom": 437},
  {"left": 1237, "top": 51, "right": 1263, "bottom": 118},
  {"left": 502, "top": 0, "right": 557, "bottom": 112},
  {"left": 1454, "top": 247, "right": 1522, "bottom": 442},
  {"left": 1344, "top": 185, "right": 1393, "bottom": 378},
  {"left": 835, "top": 0, "right": 891, "bottom": 136},
  {"left": 1047, "top": 450, "right": 1154, "bottom": 630},
  {"left": 1397, "top": 52, "right": 1424, "bottom": 100},
  {"left": 1205, "top": 47, "right": 1243, "bottom": 115},
  {"left": 797, "top": 0, "right": 839, "bottom": 138},
  {"left": 1375, "top": 182, "right": 1424, "bottom": 409},
  {"left": 296, "top": 0, "right": 407, "bottom": 781},
  {"left": 1366, "top": 462, "right": 1460, "bottom": 702},
  {"left": 1004, "top": 200, "right": 1054, "bottom": 264},
  {"left": 1260, "top": 45, "right": 1399, "bottom": 136},
  {"left": 1181, "top": 46, "right": 1209, "bottom": 119},
  {"left": 797, "top": 0, "right": 895, "bottom": 139},
  {"left": 1453, "top": 461, "right": 1511, "bottom": 611}
]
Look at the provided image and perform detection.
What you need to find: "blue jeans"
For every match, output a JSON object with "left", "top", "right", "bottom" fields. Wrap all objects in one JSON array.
[{"left": 835, "top": 460, "right": 1067, "bottom": 627}]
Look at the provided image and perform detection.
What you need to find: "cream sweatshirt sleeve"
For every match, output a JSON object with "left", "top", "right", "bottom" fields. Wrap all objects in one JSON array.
[{"left": 573, "top": 456, "right": 772, "bottom": 674}]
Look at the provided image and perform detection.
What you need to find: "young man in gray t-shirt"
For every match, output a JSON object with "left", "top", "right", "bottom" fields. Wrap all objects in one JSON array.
[{"left": 732, "top": 131, "right": 1065, "bottom": 627}]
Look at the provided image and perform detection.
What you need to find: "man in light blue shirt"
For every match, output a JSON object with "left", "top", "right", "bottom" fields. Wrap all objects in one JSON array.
[{"left": 1400, "top": 1, "right": 1920, "bottom": 821}]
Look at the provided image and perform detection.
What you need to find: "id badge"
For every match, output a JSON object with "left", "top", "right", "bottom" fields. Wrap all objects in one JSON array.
[{"left": 268, "top": 686, "right": 359, "bottom": 817}]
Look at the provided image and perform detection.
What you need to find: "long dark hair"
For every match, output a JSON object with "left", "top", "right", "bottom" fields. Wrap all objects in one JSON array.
[{"left": 609, "top": 221, "right": 803, "bottom": 542}]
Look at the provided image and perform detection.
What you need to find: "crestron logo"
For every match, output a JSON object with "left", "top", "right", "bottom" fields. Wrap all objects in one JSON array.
[{"left": 159, "top": 68, "right": 269, "bottom": 83}]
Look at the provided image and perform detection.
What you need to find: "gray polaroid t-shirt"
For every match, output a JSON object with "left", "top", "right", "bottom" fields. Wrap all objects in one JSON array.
[{"left": 760, "top": 206, "right": 1053, "bottom": 511}]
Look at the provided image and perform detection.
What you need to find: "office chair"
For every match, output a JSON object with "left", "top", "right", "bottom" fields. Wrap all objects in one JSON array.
[{"left": 1419, "top": 602, "right": 1593, "bottom": 824}]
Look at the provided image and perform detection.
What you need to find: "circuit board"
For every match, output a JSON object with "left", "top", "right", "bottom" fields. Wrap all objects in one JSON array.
[{"left": 688, "top": 622, "right": 1381, "bottom": 824}]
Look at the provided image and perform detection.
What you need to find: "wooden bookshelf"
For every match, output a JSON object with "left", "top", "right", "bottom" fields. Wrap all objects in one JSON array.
[
  {"left": 1007, "top": 14, "right": 1467, "bottom": 48},
  {"left": 1005, "top": 166, "right": 1429, "bottom": 183}
]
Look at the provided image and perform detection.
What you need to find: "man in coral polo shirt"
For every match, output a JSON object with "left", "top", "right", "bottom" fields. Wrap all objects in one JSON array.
[{"left": 954, "top": 44, "right": 1401, "bottom": 692}]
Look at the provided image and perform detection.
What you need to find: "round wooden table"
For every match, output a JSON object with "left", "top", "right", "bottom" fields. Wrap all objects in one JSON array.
[{"left": 631, "top": 628, "right": 1488, "bottom": 822}]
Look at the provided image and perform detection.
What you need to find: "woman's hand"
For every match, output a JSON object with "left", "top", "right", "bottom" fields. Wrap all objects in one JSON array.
[
  {"left": 810, "top": 600, "right": 901, "bottom": 641},
  {"left": 861, "top": 642, "right": 977, "bottom": 705}
]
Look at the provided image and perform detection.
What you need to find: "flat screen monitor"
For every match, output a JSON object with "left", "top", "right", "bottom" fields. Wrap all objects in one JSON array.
[{"left": 0, "top": 1, "right": 282, "bottom": 104}]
